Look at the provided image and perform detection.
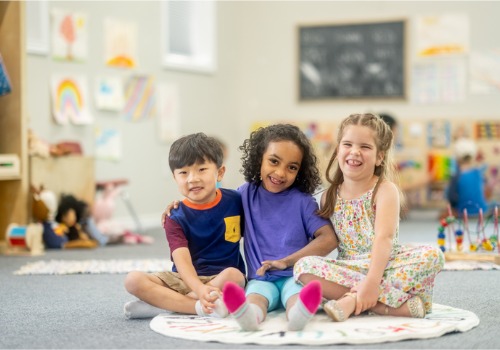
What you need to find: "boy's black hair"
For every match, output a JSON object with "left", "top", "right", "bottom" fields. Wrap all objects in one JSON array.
[
  {"left": 239, "top": 123, "right": 321, "bottom": 194},
  {"left": 169, "top": 133, "right": 224, "bottom": 172}
]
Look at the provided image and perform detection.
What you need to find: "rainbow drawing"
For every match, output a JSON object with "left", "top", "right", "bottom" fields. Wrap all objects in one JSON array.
[{"left": 51, "top": 75, "right": 92, "bottom": 125}]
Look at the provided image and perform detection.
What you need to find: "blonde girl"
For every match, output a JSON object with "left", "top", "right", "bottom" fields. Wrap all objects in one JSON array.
[{"left": 294, "top": 113, "right": 444, "bottom": 322}]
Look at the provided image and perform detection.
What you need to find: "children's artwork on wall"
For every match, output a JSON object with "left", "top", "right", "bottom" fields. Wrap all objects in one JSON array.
[
  {"left": 0, "top": 53, "right": 12, "bottom": 96},
  {"left": 475, "top": 121, "right": 500, "bottom": 140},
  {"left": 123, "top": 76, "right": 156, "bottom": 122},
  {"left": 94, "top": 76, "right": 124, "bottom": 111},
  {"left": 415, "top": 14, "right": 469, "bottom": 57},
  {"left": 51, "top": 9, "right": 87, "bottom": 62},
  {"left": 157, "top": 83, "right": 181, "bottom": 143},
  {"left": 411, "top": 61, "right": 466, "bottom": 104},
  {"left": 469, "top": 50, "right": 500, "bottom": 95},
  {"left": 428, "top": 153, "right": 454, "bottom": 182},
  {"left": 95, "top": 128, "right": 121, "bottom": 161},
  {"left": 104, "top": 18, "right": 137, "bottom": 69},
  {"left": 427, "top": 120, "right": 451, "bottom": 148},
  {"left": 50, "top": 75, "right": 92, "bottom": 125}
]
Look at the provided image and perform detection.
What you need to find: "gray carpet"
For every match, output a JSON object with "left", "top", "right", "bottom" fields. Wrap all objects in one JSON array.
[{"left": 1, "top": 209, "right": 499, "bottom": 349}]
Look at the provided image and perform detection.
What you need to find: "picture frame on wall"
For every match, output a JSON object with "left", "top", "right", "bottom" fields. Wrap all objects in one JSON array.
[
  {"left": 298, "top": 19, "right": 407, "bottom": 101},
  {"left": 161, "top": 0, "right": 216, "bottom": 74},
  {"left": 26, "top": 0, "right": 49, "bottom": 55}
]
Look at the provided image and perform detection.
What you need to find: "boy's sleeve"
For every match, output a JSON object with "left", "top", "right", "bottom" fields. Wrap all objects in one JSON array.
[{"left": 163, "top": 216, "right": 188, "bottom": 253}]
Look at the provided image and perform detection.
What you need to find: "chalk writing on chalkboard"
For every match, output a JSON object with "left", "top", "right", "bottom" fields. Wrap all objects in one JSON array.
[{"left": 298, "top": 20, "right": 406, "bottom": 100}]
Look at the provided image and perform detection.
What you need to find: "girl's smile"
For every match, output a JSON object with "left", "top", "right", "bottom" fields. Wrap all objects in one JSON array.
[{"left": 260, "top": 141, "right": 303, "bottom": 193}]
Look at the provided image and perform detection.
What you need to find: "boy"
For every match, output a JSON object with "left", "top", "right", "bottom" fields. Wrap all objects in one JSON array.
[{"left": 123, "top": 133, "right": 246, "bottom": 319}]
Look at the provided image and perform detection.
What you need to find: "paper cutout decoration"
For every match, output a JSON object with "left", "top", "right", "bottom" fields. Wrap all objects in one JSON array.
[
  {"left": 94, "top": 76, "right": 124, "bottom": 111},
  {"left": 51, "top": 75, "right": 92, "bottom": 125},
  {"left": 123, "top": 76, "right": 156, "bottom": 121},
  {"left": 51, "top": 9, "right": 87, "bottom": 62},
  {"left": 104, "top": 18, "right": 137, "bottom": 68}
]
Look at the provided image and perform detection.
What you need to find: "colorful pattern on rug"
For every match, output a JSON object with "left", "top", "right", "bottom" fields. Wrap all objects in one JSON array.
[
  {"left": 150, "top": 303, "right": 479, "bottom": 345},
  {"left": 13, "top": 259, "right": 172, "bottom": 275}
]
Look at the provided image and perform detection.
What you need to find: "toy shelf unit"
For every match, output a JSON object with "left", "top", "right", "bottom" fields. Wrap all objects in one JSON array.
[
  {"left": 437, "top": 206, "right": 500, "bottom": 264},
  {"left": 0, "top": 154, "right": 20, "bottom": 180}
]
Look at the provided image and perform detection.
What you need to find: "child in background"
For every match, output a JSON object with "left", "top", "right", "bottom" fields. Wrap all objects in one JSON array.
[
  {"left": 222, "top": 124, "right": 337, "bottom": 331},
  {"left": 294, "top": 113, "right": 444, "bottom": 322},
  {"left": 447, "top": 137, "right": 489, "bottom": 216},
  {"left": 123, "top": 133, "right": 246, "bottom": 319}
]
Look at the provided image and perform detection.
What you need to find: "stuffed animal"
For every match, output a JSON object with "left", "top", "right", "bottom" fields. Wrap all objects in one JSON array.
[
  {"left": 55, "top": 194, "right": 98, "bottom": 249},
  {"left": 92, "top": 180, "right": 153, "bottom": 244},
  {"left": 31, "top": 185, "right": 98, "bottom": 249}
]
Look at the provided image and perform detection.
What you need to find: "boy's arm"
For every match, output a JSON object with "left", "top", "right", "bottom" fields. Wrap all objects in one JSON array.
[{"left": 171, "top": 247, "right": 219, "bottom": 313}]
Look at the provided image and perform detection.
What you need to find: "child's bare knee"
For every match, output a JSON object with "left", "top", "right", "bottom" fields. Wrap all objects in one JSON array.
[
  {"left": 221, "top": 267, "right": 245, "bottom": 286},
  {"left": 124, "top": 271, "right": 145, "bottom": 294}
]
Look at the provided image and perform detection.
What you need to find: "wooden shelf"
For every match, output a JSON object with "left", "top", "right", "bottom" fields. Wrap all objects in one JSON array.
[{"left": 0, "top": 1, "right": 28, "bottom": 241}]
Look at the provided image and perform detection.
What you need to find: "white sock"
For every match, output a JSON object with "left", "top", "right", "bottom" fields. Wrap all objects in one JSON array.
[
  {"left": 210, "top": 291, "right": 229, "bottom": 318},
  {"left": 288, "top": 280, "right": 322, "bottom": 331},
  {"left": 124, "top": 300, "right": 167, "bottom": 319},
  {"left": 288, "top": 299, "right": 314, "bottom": 331},
  {"left": 230, "top": 303, "right": 264, "bottom": 331},
  {"left": 194, "top": 292, "right": 229, "bottom": 318}
]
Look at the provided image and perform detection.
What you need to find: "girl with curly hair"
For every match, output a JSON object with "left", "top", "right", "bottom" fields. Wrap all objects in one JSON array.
[{"left": 222, "top": 123, "right": 337, "bottom": 332}]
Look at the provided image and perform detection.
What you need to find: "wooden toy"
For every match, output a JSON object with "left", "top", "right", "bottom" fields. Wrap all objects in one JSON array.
[
  {"left": 4, "top": 223, "right": 44, "bottom": 256},
  {"left": 437, "top": 205, "right": 500, "bottom": 264}
]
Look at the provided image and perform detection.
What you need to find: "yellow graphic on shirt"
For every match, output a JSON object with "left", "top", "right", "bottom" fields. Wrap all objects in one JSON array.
[{"left": 224, "top": 216, "right": 241, "bottom": 243}]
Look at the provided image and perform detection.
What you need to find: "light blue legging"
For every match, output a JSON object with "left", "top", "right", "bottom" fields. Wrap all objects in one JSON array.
[{"left": 245, "top": 277, "right": 302, "bottom": 311}]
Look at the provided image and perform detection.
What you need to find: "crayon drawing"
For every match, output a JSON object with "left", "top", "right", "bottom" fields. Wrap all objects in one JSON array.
[
  {"left": 123, "top": 76, "right": 156, "bottom": 121},
  {"left": 105, "top": 18, "right": 137, "bottom": 68},
  {"left": 95, "top": 128, "right": 121, "bottom": 161},
  {"left": 51, "top": 9, "right": 87, "bottom": 62},
  {"left": 95, "top": 76, "right": 125, "bottom": 112},
  {"left": 416, "top": 14, "right": 469, "bottom": 57},
  {"left": 51, "top": 75, "right": 92, "bottom": 125}
]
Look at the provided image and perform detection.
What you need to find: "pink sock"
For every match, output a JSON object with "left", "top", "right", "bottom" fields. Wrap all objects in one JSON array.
[
  {"left": 222, "top": 282, "right": 246, "bottom": 313},
  {"left": 300, "top": 280, "right": 322, "bottom": 314}
]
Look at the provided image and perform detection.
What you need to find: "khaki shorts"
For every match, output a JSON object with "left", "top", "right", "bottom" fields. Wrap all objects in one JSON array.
[{"left": 152, "top": 271, "right": 217, "bottom": 295}]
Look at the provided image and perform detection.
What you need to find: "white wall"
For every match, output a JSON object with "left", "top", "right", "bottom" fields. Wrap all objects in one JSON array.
[{"left": 27, "top": 1, "right": 500, "bottom": 228}]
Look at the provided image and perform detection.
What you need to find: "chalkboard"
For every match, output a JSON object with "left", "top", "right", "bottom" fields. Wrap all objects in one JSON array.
[{"left": 298, "top": 20, "right": 406, "bottom": 100}]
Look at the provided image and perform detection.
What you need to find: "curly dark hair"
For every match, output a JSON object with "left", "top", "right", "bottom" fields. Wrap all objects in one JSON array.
[{"left": 239, "top": 123, "right": 321, "bottom": 194}]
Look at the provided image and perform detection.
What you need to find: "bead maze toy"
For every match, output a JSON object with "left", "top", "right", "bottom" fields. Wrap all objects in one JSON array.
[{"left": 437, "top": 205, "right": 500, "bottom": 264}]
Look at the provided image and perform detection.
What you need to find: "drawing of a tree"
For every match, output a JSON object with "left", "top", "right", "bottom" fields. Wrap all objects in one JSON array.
[{"left": 60, "top": 15, "right": 75, "bottom": 60}]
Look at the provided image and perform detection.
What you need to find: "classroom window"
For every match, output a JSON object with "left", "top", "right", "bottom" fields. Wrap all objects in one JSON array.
[{"left": 161, "top": 0, "right": 216, "bottom": 74}]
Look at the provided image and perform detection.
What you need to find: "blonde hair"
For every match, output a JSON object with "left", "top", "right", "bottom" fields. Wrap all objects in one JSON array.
[{"left": 319, "top": 113, "right": 404, "bottom": 218}]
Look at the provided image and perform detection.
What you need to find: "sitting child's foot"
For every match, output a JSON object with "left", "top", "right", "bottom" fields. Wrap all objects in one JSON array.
[
  {"left": 223, "top": 282, "right": 263, "bottom": 331},
  {"left": 124, "top": 300, "right": 167, "bottom": 319},
  {"left": 368, "top": 296, "right": 425, "bottom": 318},
  {"left": 288, "top": 280, "right": 322, "bottom": 331},
  {"left": 210, "top": 291, "right": 228, "bottom": 318},
  {"left": 324, "top": 292, "right": 356, "bottom": 322}
]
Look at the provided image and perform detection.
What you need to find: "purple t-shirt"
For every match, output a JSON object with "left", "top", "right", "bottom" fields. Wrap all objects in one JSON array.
[{"left": 238, "top": 182, "right": 330, "bottom": 281}]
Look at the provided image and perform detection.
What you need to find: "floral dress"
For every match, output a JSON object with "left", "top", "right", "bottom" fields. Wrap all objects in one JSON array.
[{"left": 294, "top": 188, "right": 444, "bottom": 312}]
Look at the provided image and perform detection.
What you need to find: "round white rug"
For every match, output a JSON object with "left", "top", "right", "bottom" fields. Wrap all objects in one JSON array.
[{"left": 150, "top": 303, "right": 479, "bottom": 345}]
